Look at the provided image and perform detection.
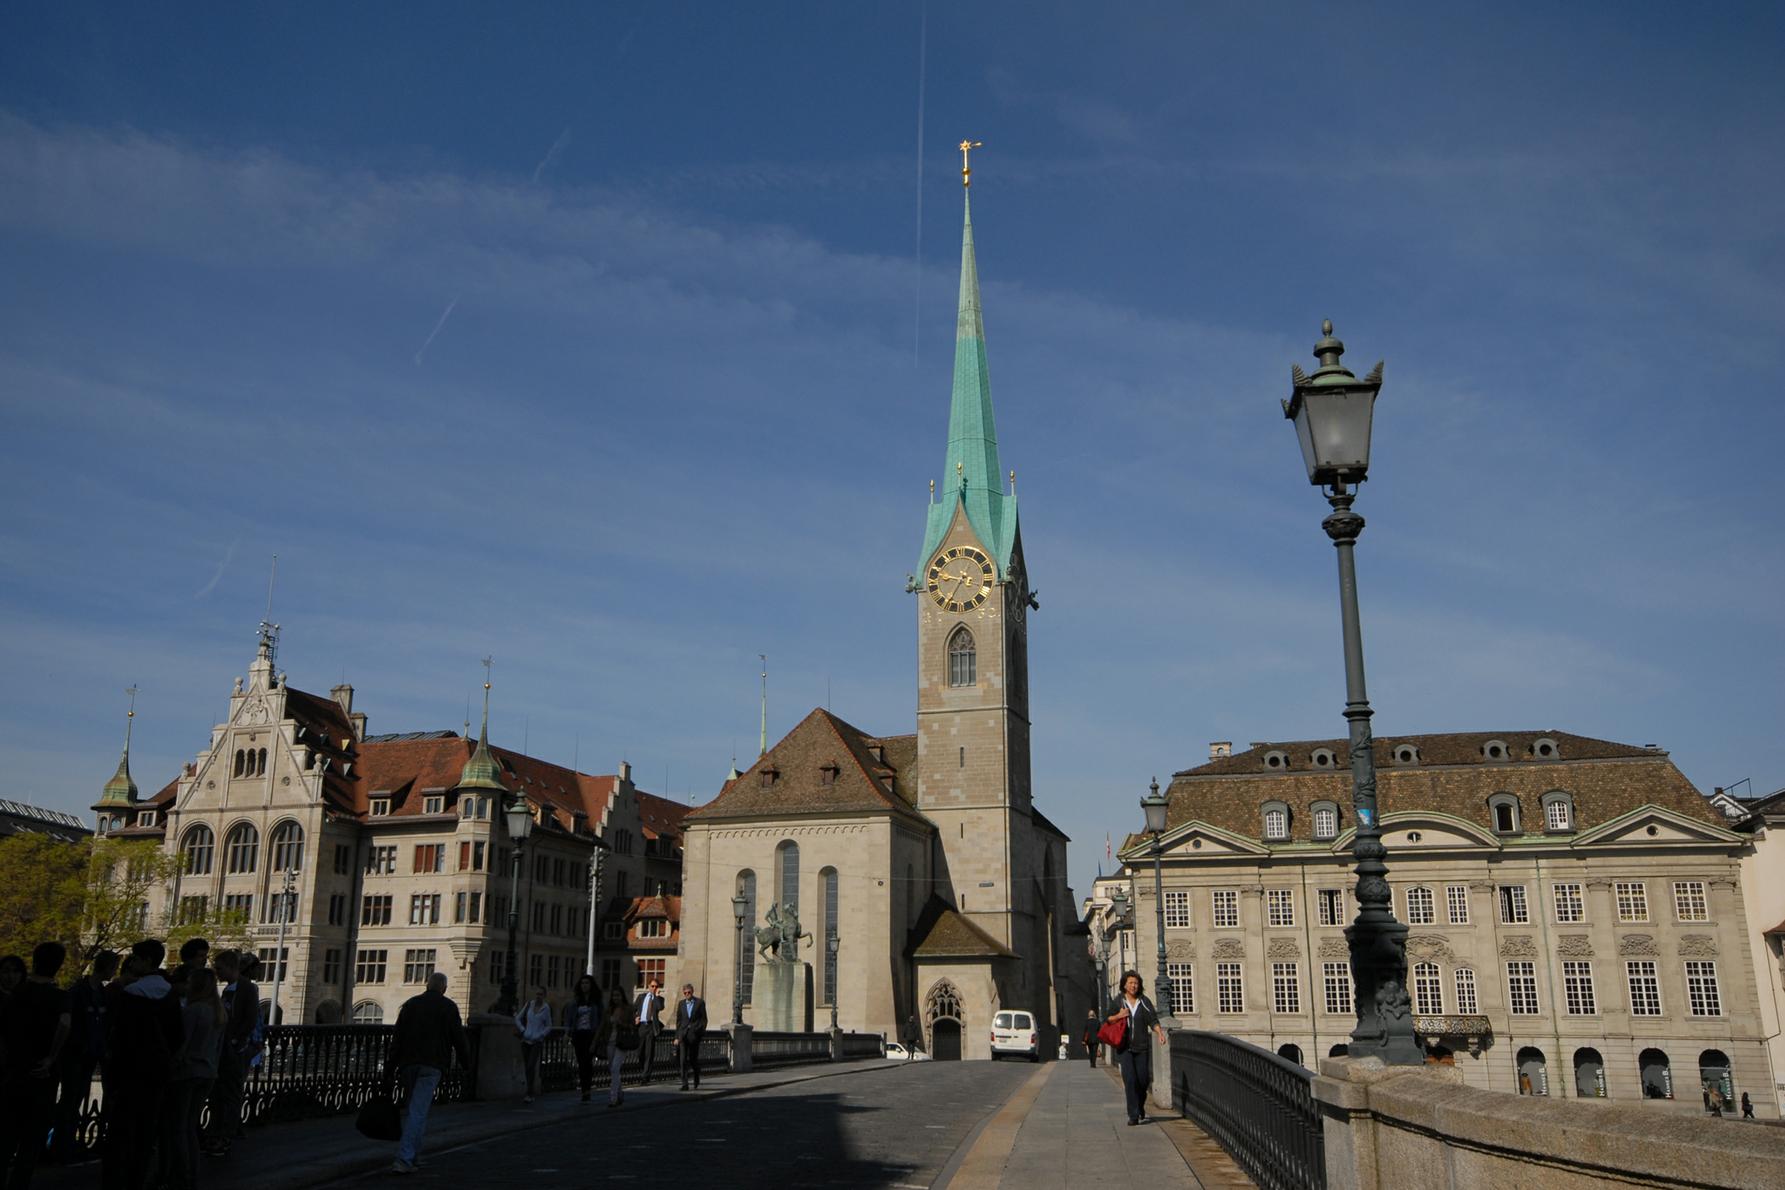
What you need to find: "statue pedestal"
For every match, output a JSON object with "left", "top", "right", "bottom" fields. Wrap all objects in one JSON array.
[{"left": 753, "top": 960, "right": 812, "bottom": 1032}]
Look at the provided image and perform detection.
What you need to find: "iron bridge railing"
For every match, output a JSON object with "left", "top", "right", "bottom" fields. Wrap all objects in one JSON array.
[
  {"left": 750, "top": 1031, "right": 833, "bottom": 1068},
  {"left": 1169, "top": 1030, "right": 1325, "bottom": 1190}
]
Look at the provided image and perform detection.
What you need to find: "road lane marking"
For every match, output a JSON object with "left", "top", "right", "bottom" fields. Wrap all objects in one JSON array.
[{"left": 939, "top": 1063, "right": 1055, "bottom": 1190}]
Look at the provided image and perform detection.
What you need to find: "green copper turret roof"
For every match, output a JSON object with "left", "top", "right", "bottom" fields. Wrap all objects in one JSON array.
[
  {"left": 456, "top": 684, "right": 507, "bottom": 795},
  {"left": 919, "top": 190, "right": 1018, "bottom": 578},
  {"left": 99, "top": 704, "right": 138, "bottom": 805}
]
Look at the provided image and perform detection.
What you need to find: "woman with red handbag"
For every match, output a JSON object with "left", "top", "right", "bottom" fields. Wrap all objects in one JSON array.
[{"left": 1105, "top": 970, "right": 1167, "bottom": 1126}]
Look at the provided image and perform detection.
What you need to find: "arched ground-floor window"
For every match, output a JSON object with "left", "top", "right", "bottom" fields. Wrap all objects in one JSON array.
[
  {"left": 1699, "top": 1049, "right": 1733, "bottom": 1107},
  {"left": 1276, "top": 1043, "right": 1304, "bottom": 1066},
  {"left": 1517, "top": 1046, "right": 1548, "bottom": 1096},
  {"left": 352, "top": 1000, "right": 384, "bottom": 1024},
  {"left": 1639, "top": 1048, "right": 1673, "bottom": 1099},
  {"left": 1573, "top": 1047, "right": 1606, "bottom": 1098}
]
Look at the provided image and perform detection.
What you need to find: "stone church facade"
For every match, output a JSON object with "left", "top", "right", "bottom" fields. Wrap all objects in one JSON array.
[{"left": 676, "top": 185, "right": 1088, "bottom": 1059}]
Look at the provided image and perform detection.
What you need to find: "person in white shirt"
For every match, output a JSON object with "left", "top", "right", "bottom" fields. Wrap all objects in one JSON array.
[
  {"left": 629, "top": 977, "right": 665, "bottom": 1085},
  {"left": 513, "top": 986, "right": 554, "bottom": 1103},
  {"left": 1106, "top": 970, "right": 1167, "bottom": 1126}
]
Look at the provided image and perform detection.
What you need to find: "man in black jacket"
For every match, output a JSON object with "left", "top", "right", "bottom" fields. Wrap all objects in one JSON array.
[
  {"left": 630, "top": 978, "right": 665, "bottom": 1085},
  {"left": 673, "top": 983, "right": 708, "bottom": 1090},
  {"left": 388, "top": 972, "right": 469, "bottom": 1175},
  {"left": 101, "top": 941, "right": 182, "bottom": 1190}
]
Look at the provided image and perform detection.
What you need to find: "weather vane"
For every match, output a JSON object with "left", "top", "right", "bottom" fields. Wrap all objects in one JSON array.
[{"left": 959, "top": 139, "right": 983, "bottom": 188}]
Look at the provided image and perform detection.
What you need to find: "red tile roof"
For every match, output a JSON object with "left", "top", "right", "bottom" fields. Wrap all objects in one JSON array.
[
  {"left": 686, "top": 708, "right": 926, "bottom": 823},
  {"left": 635, "top": 791, "right": 693, "bottom": 842}
]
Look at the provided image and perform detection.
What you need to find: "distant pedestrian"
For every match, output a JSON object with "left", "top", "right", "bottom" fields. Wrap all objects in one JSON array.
[
  {"left": 674, "top": 983, "right": 707, "bottom": 1091},
  {"left": 158, "top": 968, "right": 225, "bottom": 1190},
  {"left": 594, "top": 987, "right": 632, "bottom": 1107},
  {"left": 1708, "top": 1085, "right": 1726, "bottom": 1116},
  {"left": 0, "top": 941, "right": 72, "bottom": 1188},
  {"left": 513, "top": 987, "right": 553, "bottom": 1104},
  {"left": 51, "top": 948, "right": 116, "bottom": 1163},
  {"left": 388, "top": 972, "right": 470, "bottom": 1175},
  {"left": 564, "top": 976, "right": 603, "bottom": 1103},
  {"left": 202, "top": 950, "right": 257, "bottom": 1155},
  {"left": 1082, "top": 1010, "right": 1099, "bottom": 1068},
  {"left": 101, "top": 940, "right": 182, "bottom": 1190},
  {"left": 901, "top": 1015, "right": 920, "bottom": 1061},
  {"left": 1106, "top": 970, "right": 1167, "bottom": 1127},
  {"left": 1741, "top": 1092, "right": 1754, "bottom": 1119},
  {"left": 631, "top": 977, "right": 665, "bottom": 1085}
]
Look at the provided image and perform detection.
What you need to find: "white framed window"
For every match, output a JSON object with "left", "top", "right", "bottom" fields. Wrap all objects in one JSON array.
[
  {"left": 1489, "top": 795, "right": 1520, "bottom": 833},
  {"left": 1615, "top": 881, "right": 1648, "bottom": 923},
  {"left": 1216, "top": 962, "right": 1244, "bottom": 1013},
  {"left": 423, "top": 795, "right": 445, "bottom": 815},
  {"left": 637, "top": 919, "right": 669, "bottom": 939},
  {"left": 1446, "top": 885, "right": 1470, "bottom": 925},
  {"left": 1272, "top": 962, "right": 1301, "bottom": 1014},
  {"left": 1498, "top": 885, "right": 1529, "bottom": 924},
  {"left": 1506, "top": 961, "right": 1540, "bottom": 1015},
  {"left": 1685, "top": 961, "right": 1721, "bottom": 1016},
  {"left": 1544, "top": 798, "right": 1572, "bottom": 831},
  {"left": 1263, "top": 809, "right": 1288, "bottom": 840},
  {"left": 1672, "top": 881, "right": 1708, "bottom": 922},
  {"left": 1562, "top": 961, "right": 1596, "bottom": 1015},
  {"left": 1626, "top": 961, "right": 1663, "bottom": 1016},
  {"left": 1166, "top": 962, "right": 1193, "bottom": 1014},
  {"left": 1164, "top": 891, "right": 1190, "bottom": 929},
  {"left": 1317, "top": 888, "right": 1345, "bottom": 927},
  {"left": 1212, "top": 889, "right": 1239, "bottom": 928},
  {"left": 1454, "top": 968, "right": 1479, "bottom": 1015},
  {"left": 369, "top": 797, "right": 391, "bottom": 817},
  {"left": 1267, "top": 889, "right": 1295, "bottom": 927},
  {"left": 1322, "top": 963, "right": 1353, "bottom": 1015},
  {"left": 1313, "top": 806, "right": 1338, "bottom": 839},
  {"left": 1413, "top": 962, "right": 1442, "bottom": 1014},
  {"left": 1553, "top": 883, "right": 1584, "bottom": 924},
  {"left": 1405, "top": 887, "right": 1434, "bottom": 925}
]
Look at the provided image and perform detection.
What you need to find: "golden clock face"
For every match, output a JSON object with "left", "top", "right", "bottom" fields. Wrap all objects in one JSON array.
[{"left": 926, "top": 546, "right": 995, "bottom": 612}]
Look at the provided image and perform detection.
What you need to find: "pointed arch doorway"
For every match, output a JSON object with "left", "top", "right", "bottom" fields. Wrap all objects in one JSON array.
[{"left": 926, "top": 979, "right": 965, "bottom": 1061}]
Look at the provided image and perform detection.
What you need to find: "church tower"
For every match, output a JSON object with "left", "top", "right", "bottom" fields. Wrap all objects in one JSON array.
[{"left": 913, "top": 153, "right": 1035, "bottom": 951}]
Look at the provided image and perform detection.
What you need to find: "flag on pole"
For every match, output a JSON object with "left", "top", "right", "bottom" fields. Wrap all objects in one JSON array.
[{"left": 1105, "top": 832, "right": 1113, "bottom": 866}]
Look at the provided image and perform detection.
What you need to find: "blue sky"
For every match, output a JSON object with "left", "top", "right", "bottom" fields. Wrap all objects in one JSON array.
[{"left": 2, "top": 2, "right": 1781, "bottom": 902}]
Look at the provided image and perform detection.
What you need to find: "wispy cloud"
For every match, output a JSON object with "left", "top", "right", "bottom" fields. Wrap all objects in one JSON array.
[
  {"left": 194, "top": 537, "right": 238, "bottom": 599},
  {"left": 412, "top": 295, "right": 459, "bottom": 365}
]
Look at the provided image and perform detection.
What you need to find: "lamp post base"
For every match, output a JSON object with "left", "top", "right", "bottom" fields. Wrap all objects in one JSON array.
[{"left": 1343, "top": 915, "right": 1424, "bottom": 1066}]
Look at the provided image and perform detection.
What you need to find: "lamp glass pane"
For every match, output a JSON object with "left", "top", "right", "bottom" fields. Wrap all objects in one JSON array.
[{"left": 1304, "top": 389, "right": 1376, "bottom": 479}]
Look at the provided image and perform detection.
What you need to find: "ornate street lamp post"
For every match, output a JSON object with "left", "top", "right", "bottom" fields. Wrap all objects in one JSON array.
[
  {"left": 1282, "top": 320, "right": 1421, "bottom": 1065},
  {"left": 1141, "top": 779, "right": 1172, "bottom": 1018},
  {"left": 497, "top": 796, "right": 533, "bottom": 1017},
  {"left": 584, "top": 845, "right": 606, "bottom": 977},
  {"left": 826, "top": 928, "right": 840, "bottom": 1030},
  {"left": 1109, "top": 886, "right": 1129, "bottom": 991},
  {"left": 730, "top": 892, "right": 748, "bottom": 1026}
]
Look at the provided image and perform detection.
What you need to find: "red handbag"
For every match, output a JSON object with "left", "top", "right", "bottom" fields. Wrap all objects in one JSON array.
[{"left": 1096, "top": 1017, "right": 1127, "bottom": 1048}]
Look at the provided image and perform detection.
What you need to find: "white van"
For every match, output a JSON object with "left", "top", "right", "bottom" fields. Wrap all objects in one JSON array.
[{"left": 990, "top": 1010, "right": 1040, "bottom": 1061}]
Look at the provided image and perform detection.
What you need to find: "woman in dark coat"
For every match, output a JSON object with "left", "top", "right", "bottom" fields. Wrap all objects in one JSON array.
[
  {"left": 564, "top": 975, "right": 604, "bottom": 1102},
  {"left": 1106, "top": 970, "right": 1167, "bottom": 1126}
]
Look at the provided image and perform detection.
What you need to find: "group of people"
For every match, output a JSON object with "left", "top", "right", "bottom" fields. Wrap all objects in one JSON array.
[{"left": 0, "top": 935, "right": 266, "bottom": 1190}]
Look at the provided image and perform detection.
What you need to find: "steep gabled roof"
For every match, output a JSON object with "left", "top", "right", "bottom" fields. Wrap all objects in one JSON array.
[
  {"left": 635, "top": 790, "right": 693, "bottom": 842},
  {"left": 685, "top": 708, "right": 926, "bottom": 823},
  {"left": 907, "top": 896, "right": 1017, "bottom": 959}
]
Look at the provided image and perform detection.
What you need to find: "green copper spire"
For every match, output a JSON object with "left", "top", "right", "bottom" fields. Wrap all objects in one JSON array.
[
  {"left": 457, "top": 671, "right": 506, "bottom": 794},
  {"left": 918, "top": 188, "right": 1018, "bottom": 578},
  {"left": 100, "top": 688, "right": 139, "bottom": 806}
]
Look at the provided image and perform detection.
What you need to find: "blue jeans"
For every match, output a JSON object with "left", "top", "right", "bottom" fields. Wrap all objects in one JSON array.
[
  {"left": 1117, "top": 1048, "right": 1151, "bottom": 1123},
  {"left": 398, "top": 1065, "right": 442, "bottom": 1165}
]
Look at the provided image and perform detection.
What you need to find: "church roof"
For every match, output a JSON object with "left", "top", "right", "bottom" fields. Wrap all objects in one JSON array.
[
  {"left": 685, "top": 708, "right": 926, "bottom": 824},
  {"left": 1130, "top": 730, "right": 1722, "bottom": 851},
  {"left": 908, "top": 896, "right": 1017, "bottom": 959},
  {"left": 635, "top": 790, "right": 693, "bottom": 842},
  {"left": 918, "top": 190, "right": 1019, "bottom": 579}
]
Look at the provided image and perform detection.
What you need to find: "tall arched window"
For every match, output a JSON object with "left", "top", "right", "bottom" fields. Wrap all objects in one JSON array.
[
  {"left": 1639, "top": 1048, "right": 1672, "bottom": 1099},
  {"left": 224, "top": 822, "right": 260, "bottom": 874},
  {"left": 736, "top": 871, "right": 756, "bottom": 1007},
  {"left": 232, "top": 750, "right": 246, "bottom": 778},
  {"left": 820, "top": 867, "right": 839, "bottom": 1004},
  {"left": 947, "top": 626, "right": 976, "bottom": 687},
  {"left": 182, "top": 825, "right": 215, "bottom": 876},
  {"left": 269, "top": 820, "right": 305, "bottom": 872},
  {"left": 256, "top": 748, "right": 268, "bottom": 776},
  {"left": 1413, "top": 962, "right": 1442, "bottom": 1014},
  {"left": 776, "top": 840, "right": 800, "bottom": 912}
]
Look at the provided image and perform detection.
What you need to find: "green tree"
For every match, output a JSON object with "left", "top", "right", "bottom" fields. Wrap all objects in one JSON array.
[{"left": 0, "top": 833, "right": 88, "bottom": 963}]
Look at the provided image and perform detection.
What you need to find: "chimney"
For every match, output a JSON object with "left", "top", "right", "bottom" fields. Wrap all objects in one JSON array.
[
  {"left": 331, "top": 684, "right": 354, "bottom": 714},
  {"left": 1209, "top": 741, "right": 1233, "bottom": 760},
  {"left": 350, "top": 712, "right": 367, "bottom": 740}
]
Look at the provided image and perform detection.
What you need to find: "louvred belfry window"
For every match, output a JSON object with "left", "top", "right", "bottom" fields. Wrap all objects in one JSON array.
[{"left": 947, "top": 626, "right": 976, "bottom": 687}]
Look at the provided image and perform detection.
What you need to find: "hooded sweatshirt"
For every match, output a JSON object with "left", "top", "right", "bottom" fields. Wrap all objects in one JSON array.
[{"left": 107, "top": 972, "right": 184, "bottom": 1083}]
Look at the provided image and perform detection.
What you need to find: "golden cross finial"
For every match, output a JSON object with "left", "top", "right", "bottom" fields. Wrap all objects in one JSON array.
[
  {"left": 481, "top": 655, "right": 493, "bottom": 692},
  {"left": 959, "top": 140, "right": 984, "bottom": 188}
]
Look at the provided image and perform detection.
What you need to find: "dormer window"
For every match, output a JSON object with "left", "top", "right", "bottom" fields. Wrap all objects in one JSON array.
[
  {"left": 1262, "top": 749, "right": 1290, "bottom": 771},
  {"left": 1310, "top": 801, "right": 1340, "bottom": 840},
  {"left": 137, "top": 810, "right": 157, "bottom": 828},
  {"left": 423, "top": 795, "right": 445, "bottom": 815},
  {"left": 1531, "top": 737, "right": 1560, "bottom": 760},
  {"left": 1392, "top": 744, "right": 1420, "bottom": 766},
  {"left": 759, "top": 768, "right": 778, "bottom": 789},
  {"left": 1488, "top": 793, "right": 1521, "bottom": 834},
  {"left": 369, "top": 797, "right": 391, "bottom": 817},
  {"left": 820, "top": 762, "right": 839, "bottom": 786},
  {"left": 1309, "top": 748, "right": 1337, "bottom": 769},
  {"left": 1541, "top": 791, "right": 1575, "bottom": 833},
  {"left": 1261, "top": 800, "right": 1291, "bottom": 840},
  {"left": 1482, "top": 739, "right": 1510, "bottom": 762}
]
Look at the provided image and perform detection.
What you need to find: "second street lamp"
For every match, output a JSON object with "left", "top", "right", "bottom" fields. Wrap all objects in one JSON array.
[
  {"left": 731, "top": 891, "right": 748, "bottom": 1026},
  {"left": 498, "top": 795, "right": 533, "bottom": 1017},
  {"left": 1141, "top": 779, "right": 1172, "bottom": 1018},
  {"left": 1282, "top": 319, "right": 1421, "bottom": 1065}
]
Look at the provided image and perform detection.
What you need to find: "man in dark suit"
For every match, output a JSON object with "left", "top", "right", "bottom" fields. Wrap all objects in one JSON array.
[
  {"left": 674, "top": 983, "right": 709, "bottom": 1090},
  {"left": 631, "top": 977, "right": 665, "bottom": 1085}
]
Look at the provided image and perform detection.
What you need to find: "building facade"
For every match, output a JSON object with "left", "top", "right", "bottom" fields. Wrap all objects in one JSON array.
[
  {"left": 92, "top": 635, "right": 667, "bottom": 1025},
  {"left": 1730, "top": 786, "right": 1785, "bottom": 1113},
  {"left": 1112, "top": 732, "right": 1775, "bottom": 1116},
  {"left": 675, "top": 183, "right": 1089, "bottom": 1058}
]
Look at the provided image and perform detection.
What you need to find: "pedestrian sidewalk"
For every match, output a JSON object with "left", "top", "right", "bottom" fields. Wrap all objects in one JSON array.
[
  {"left": 33, "top": 1059, "right": 904, "bottom": 1190},
  {"left": 943, "top": 1060, "right": 1255, "bottom": 1189}
]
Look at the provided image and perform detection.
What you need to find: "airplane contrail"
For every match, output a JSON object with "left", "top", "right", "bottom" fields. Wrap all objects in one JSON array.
[
  {"left": 413, "top": 295, "right": 459, "bottom": 365},
  {"left": 533, "top": 126, "right": 572, "bottom": 184}
]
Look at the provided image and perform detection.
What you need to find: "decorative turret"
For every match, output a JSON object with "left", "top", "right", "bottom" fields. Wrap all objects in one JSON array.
[
  {"left": 456, "top": 666, "right": 506, "bottom": 794},
  {"left": 99, "top": 687, "right": 139, "bottom": 806},
  {"left": 917, "top": 151, "right": 1018, "bottom": 580}
]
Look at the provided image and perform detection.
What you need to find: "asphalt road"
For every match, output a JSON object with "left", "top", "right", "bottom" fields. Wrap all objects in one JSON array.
[{"left": 348, "top": 1060, "right": 1037, "bottom": 1188}]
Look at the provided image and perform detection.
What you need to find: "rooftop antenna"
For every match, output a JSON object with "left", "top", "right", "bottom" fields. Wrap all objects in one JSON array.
[
  {"left": 759, "top": 654, "right": 768, "bottom": 756},
  {"left": 256, "top": 554, "right": 281, "bottom": 666},
  {"left": 523, "top": 715, "right": 530, "bottom": 757},
  {"left": 573, "top": 732, "right": 580, "bottom": 772}
]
